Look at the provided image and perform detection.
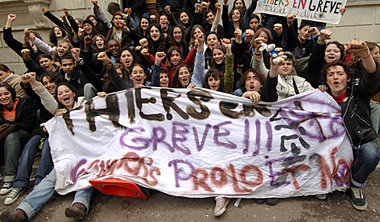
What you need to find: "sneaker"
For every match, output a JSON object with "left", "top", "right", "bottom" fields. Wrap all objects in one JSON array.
[
  {"left": 4, "top": 187, "right": 26, "bottom": 205},
  {"left": 0, "top": 182, "right": 12, "bottom": 195},
  {"left": 213, "top": 197, "right": 231, "bottom": 217},
  {"left": 349, "top": 187, "right": 367, "bottom": 211},
  {"left": 315, "top": 194, "right": 327, "bottom": 200}
]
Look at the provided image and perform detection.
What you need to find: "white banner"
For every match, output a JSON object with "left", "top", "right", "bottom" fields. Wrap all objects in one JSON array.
[
  {"left": 256, "top": 0, "right": 346, "bottom": 24},
  {"left": 45, "top": 88, "right": 353, "bottom": 198}
]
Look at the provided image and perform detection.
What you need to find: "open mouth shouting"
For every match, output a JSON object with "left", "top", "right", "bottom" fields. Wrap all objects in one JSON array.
[
  {"left": 249, "top": 84, "right": 256, "bottom": 91},
  {"left": 43, "top": 64, "right": 51, "bottom": 72},
  {"left": 325, "top": 55, "right": 338, "bottom": 63},
  {"left": 160, "top": 79, "right": 168, "bottom": 87},
  {"left": 57, "top": 49, "right": 66, "bottom": 57},
  {"left": 180, "top": 77, "right": 189, "bottom": 86},
  {"left": 209, "top": 84, "right": 218, "bottom": 90},
  {"left": 152, "top": 34, "right": 159, "bottom": 41},
  {"left": 60, "top": 96, "right": 73, "bottom": 107},
  {"left": 124, "top": 59, "right": 132, "bottom": 67}
]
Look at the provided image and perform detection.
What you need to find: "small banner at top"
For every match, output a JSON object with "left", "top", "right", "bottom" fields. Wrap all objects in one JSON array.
[
  {"left": 44, "top": 88, "right": 353, "bottom": 198},
  {"left": 256, "top": 0, "right": 346, "bottom": 24}
]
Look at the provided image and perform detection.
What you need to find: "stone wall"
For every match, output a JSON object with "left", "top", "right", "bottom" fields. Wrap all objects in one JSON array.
[
  {"left": 0, "top": 0, "right": 379, "bottom": 74},
  {"left": 327, "top": 0, "right": 380, "bottom": 44}
]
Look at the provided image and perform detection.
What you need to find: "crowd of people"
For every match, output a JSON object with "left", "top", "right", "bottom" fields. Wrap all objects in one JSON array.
[{"left": 0, "top": 0, "right": 379, "bottom": 221}]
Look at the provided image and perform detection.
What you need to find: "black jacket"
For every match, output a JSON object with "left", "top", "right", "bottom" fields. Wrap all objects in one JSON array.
[
  {"left": 0, "top": 97, "right": 36, "bottom": 132},
  {"left": 21, "top": 83, "right": 54, "bottom": 136},
  {"left": 58, "top": 65, "right": 87, "bottom": 96},
  {"left": 339, "top": 65, "right": 380, "bottom": 148}
]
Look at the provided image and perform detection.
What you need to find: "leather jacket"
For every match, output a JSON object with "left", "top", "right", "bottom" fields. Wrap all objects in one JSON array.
[{"left": 340, "top": 65, "right": 380, "bottom": 148}]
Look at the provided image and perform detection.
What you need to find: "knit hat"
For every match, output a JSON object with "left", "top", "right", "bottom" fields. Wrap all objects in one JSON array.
[{"left": 82, "top": 19, "right": 94, "bottom": 27}]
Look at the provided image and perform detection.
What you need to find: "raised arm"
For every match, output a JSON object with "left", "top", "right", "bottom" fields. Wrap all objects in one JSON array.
[
  {"left": 191, "top": 34, "right": 206, "bottom": 87},
  {"left": 21, "top": 49, "right": 44, "bottom": 76},
  {"left": 3, "top": 14, "right": 23, "bottom": 57},
  {"left": 350, "top": 39, "right": 380, "bottom": 100},
  {"left": 32, "top": 37, "right": 55, "bottom": 55},
  {"left": 306, "top": 29, "right": 331, "bottom": 88},
  {"left": 222, "top": 1, "right": 230, "bottom": 33},
  {"left": 347, "top": 39, "right": 377, "bottom": 74},
  {"left": 97, "top": 52, "right": 132, "bottom": 90},
  {"left": 251, "top": 37, "right": 269, "bottom": 77},
  {"left": 42, "top": 6, "right": 64, "bottom": 28},
  {"left": 243, "top": 0, "right": 258, "bottom": 29},
  {"left": 211, "top": 2, "right": 222, "bottom": 33},
  {"left": 72, "top": 47, "right": 102, "bottom": 91},
  {"left": 93, "top": 0, "right": 112, "bottom": 29},
  {"left": 268, "top": 49, "right": 286, "bottom": 79},
  {"left": 26, "top": 72, "right": 59, "bottom": 115},
  {"left": 223, "top": 39, "right": 234, "bottom": 94},
  {"left": 152, "top": 52, "right": 166, "bottom": 86}
]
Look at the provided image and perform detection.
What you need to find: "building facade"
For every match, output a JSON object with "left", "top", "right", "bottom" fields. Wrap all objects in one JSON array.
[{"left": 0, "top": 0, "right": 379, "bottom": 74}]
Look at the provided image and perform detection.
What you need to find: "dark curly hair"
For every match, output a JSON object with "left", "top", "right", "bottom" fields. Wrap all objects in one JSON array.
[{"left": 321, "top": 60, "right": 353, "bottom": 83}]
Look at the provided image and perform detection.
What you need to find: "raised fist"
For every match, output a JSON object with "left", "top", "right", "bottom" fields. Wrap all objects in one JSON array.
[
  {"left": 71, "top": 48, "right": 81, "bottom": 61},
  {"left": 97, "top": 51, "right": 111, "bottom": 63},
  {"left": 319, "top": 29, "right": 332, "bottom": 42},
  {"left": 84, "top": 35, "right": 93, "bottom": 45},
  {"left": 139, "top": 38, "right": 148, "bottom": 48},
  {"left": 141, "top": 48, "right": 149, "bottom": 56},
  {"left": 21, "top": 49, "right": 30, "bottom": 58},
  {"left": 155, "top": 51, "right": 166, "bottom": 64},
  {"left": 7, "top": 14, "right": 16, "bottom": 21},
  {"left": 165, "top": 6, "right": 171, "bottom": 15}
]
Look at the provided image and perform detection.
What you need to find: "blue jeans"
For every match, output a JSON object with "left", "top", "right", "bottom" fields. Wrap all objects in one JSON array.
[
  {"left": 2, "top": 129, "right": 31, "bottom": 182},
  {"left": 13, "top": 135, "right": 53, "bottom": 188},
  {"left": 17, "top": 169, "right": 93, "bottom": 220},
  {"left": 13, "top": 135, "right": 41, "bottom": 188},
  {"left": 34, "top": 139, "right": 53, "bottom": 185},
  {"left": 351, "top": 140, "right": 380, "bottom": 187}
]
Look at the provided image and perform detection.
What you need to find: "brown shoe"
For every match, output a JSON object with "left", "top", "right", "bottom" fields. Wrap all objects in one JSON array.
[
  {"left": 1, "top": 209, "right": 27, "bottom": 222},
  {"left": 65, "top": 203, "right": 86, "bottom": 221}
]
